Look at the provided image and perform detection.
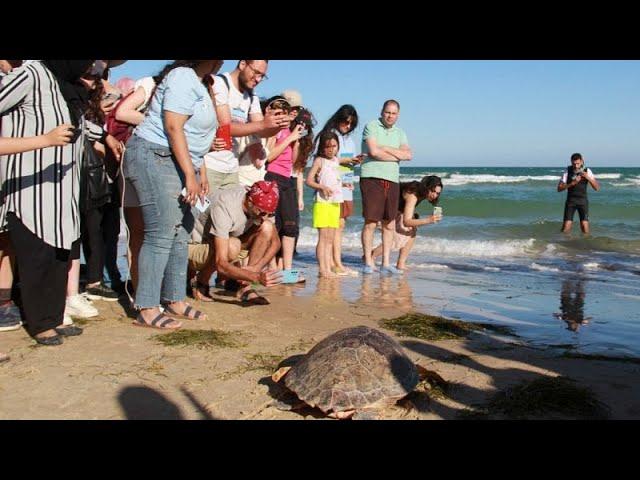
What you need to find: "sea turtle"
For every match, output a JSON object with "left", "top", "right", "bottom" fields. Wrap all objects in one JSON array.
[{"left": 272, "top": 325, "right": 443, "bottom": 419}]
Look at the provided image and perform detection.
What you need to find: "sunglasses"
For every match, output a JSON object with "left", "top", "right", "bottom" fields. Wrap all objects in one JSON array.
[
  {"left": 249, "top": 201, "right": 275, "bottom": 217},
  {"left": 257, "top": 209, "right": 275, "bottom": 218}
]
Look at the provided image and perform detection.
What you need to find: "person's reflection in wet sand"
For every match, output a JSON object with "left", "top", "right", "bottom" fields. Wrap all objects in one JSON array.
[
  {"left": 554, "top": 278, "right": 591, "bottom": 332},
  {"left": 315, "top": 276, "right": 343, "bottom": 301},
  {"left": 356, "top": 276, "right": 414, "bottom": 311}
]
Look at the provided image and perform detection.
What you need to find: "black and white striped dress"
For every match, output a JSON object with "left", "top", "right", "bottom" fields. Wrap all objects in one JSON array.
[{"left": 0, "top": 61, "right": 83, "bottom": 250}]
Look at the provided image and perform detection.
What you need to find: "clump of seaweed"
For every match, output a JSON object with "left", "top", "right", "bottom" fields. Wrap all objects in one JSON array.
[
  {"left": 380, "top": 313, "right": 514, "bottom": 341},
  {"left": 461, "top": 376, "right": 610, "bottom": 420},
  {"left": 153, "top": 329, "right": 243, "bottom": 349},
  {"left": 241, "top": 353, "right": 284, "bottom": 373}
]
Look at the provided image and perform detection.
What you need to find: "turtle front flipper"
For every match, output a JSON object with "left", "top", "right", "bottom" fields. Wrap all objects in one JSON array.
[{"left": 272, "top": 366, "right": 292, "bottom": 383}]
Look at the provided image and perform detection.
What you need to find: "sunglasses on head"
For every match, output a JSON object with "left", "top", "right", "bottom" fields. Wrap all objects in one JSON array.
[{"left": 267, "top": 99, "right": 291, "bottom": 112}]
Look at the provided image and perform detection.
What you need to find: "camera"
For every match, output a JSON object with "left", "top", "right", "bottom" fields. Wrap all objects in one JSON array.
[
  {"left": 68, "top": 126, "right": 81, "bottom": 144},
  {"left": 570, "top": 165, "right": 586, "bottom": 182}
]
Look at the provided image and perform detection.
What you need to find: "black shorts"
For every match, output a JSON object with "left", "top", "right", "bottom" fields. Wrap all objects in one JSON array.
[
  {"left": 264, "top": 171, "right": 299, "bottom": 238},
  {"left": 360, "top": 178, "right": 399, "bottom": 222},
  {"left": 563, "top": 202, "right": 589, "bottom": 222}
]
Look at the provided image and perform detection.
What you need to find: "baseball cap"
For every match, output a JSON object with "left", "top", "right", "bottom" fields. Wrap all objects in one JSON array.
[{"left": 281, "top": 89, "right": 302, "bottom": 108}]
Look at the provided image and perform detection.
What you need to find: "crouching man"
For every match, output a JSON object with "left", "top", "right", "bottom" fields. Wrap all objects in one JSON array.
[{"left": 191, "top": 181, "right": 282, "bottom": 305}]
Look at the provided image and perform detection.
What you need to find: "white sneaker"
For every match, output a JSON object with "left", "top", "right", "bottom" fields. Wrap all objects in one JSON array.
[
  {"left": 63, "top": 313, "right": 74, "bottom": 326},
  {"left": 65, "top": 294, "right": 99, "bottom": 318}
]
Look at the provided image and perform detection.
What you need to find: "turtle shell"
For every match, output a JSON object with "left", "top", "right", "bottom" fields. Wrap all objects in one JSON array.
[{"left": 283, "top": 326, "right": 419, "bottom": 414}]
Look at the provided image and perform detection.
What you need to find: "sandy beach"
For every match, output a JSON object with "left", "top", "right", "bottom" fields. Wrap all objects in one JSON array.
[{"left": 1, "top": 276, "right": 638, "bottom": 420}]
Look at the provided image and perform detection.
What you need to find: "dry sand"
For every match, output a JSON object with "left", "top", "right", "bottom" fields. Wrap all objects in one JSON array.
[{"left": 1, "top": 281, "right": 639, "bottom": 420}]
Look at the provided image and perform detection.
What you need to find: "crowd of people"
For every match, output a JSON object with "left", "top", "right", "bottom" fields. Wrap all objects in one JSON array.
[{"left": 1, "top": 59, "right": 594, "bottom": 362}]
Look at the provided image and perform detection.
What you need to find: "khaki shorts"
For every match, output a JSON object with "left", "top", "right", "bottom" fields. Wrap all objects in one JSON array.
[{"left": 188, "top": 242, "right": 249, "bottom": 271}]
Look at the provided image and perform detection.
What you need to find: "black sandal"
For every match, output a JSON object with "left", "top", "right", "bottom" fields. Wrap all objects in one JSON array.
[
  {"left": 240, "top": 289, "right": 270, "bottom": 306},
  {"left": 132, "top": 312, "right": 182, "bottom": 330},
  {"left": 163, "top": 303, "right": 206, "bottom": 320}
]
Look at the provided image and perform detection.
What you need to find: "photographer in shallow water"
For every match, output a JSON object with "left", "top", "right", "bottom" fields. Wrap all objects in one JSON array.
[{"left": 557, "top": 153, "right": 600, "bottom": 234}]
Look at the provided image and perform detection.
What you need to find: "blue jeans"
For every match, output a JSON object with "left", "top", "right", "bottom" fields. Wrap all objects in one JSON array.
[{"left": 123, "top": 135, "right": 195, "bottom": 309}]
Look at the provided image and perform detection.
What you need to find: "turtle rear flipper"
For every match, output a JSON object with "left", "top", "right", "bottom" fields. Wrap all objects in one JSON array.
[
  {"left": 271, "top": 388, "right": 308, "bottom": 412},
  {"left": 416, "top": 364, "right": 447, "bottom": 387}
]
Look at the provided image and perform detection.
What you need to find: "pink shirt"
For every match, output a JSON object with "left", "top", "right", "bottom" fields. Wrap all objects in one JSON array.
[{"left": 267, "top": 128, "right": 294, "bottom": 178}]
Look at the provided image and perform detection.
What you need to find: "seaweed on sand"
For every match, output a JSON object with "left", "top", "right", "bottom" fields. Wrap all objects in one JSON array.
[
  {"left": 380, "top": 313, "right": 515, "bottom": 341},
  {"left": 153, "top": 329, "right": 243, "bottom": 349}
]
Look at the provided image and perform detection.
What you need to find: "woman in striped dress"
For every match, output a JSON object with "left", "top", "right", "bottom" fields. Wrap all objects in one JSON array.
[{"left": 0, "top": 60, "right": 95, "bottom": 345}]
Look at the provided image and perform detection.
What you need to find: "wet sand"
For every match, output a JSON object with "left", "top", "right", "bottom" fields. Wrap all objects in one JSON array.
[{"left": 1, "top": 277, "right": 639, "bottom": 420}]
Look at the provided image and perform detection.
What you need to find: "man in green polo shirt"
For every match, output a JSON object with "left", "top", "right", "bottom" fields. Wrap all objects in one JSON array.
[{"left": 360, "top": 99, "right": 412, "bottom": 274}]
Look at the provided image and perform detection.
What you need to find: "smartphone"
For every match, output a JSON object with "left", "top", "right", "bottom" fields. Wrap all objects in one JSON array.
[
  {"left": 181, "top": 188, "right": 211, "bottom": 213},
  {"left": 102, "top": 92, "right": 121, "bottom": 103},
  {"left": 433, "top": 206, "right": 443, "bottom": 218},
  {"left": 68, "top": 126, "right": 81, "bottom": 143},
  {"left": 281, "top": 269, "right": 300, "bottom": 284}
]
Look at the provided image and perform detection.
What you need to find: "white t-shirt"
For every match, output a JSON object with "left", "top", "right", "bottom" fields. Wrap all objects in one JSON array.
[
  {"left": 204, "top": 72, "right": 262, "bottom": 174},
  {"left": 134, "top": 76, "right": 156, "bottom": 111}
]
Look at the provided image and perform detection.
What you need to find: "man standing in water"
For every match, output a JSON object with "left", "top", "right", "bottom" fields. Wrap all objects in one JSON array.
[
  {"left": 360, "top": 100, "right": 412, "bottom": 274},
  {"left": 557, "top": 153, "right": 600, "bottom": 234}
]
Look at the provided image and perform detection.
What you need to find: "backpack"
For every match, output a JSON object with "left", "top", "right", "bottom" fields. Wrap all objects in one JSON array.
[{"left": 80, "top": 137, "right": 112, "bottom": 212}]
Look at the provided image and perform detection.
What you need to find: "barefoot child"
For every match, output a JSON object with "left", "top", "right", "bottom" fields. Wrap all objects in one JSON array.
[{"left": 306, "top": 132, "right": 343, "bottom": 277}]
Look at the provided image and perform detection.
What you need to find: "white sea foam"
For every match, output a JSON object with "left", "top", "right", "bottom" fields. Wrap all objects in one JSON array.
[
  {"left": 412, "top": 263, "right": 450, "bottom": 270},
  {"left": 530, "top": 263, "right": 560, "bottom": 273},
  {"left": 444, "top": 174, "right": 560, "bottom": 186},
  {"left": 296, "top": 227, "right": 536, "bottom": 258},
  {"left": 583, "top": 262, "right": 600, "bottom": 270},
  {"left": 596, "top": 173, "right": 623, "bottom": 179},
  {"left": 611, "top": 177, "right": 640, "bottom": 187},
  {"left": 484, "top": 267, "right": 501, "bottom": 272}
]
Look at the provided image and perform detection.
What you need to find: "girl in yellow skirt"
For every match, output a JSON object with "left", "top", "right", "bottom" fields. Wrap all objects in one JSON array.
[{"left": 306, "top": 131, "right": 343, "bottom": 277}]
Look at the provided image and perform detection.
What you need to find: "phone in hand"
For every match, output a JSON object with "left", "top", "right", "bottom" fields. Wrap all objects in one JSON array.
[
  {"left": 433, "top": 206, "right": 443, "bottom": 218},
  {"left": 281, "top": 269, "right": 300, "bottom": 284},
  {"left": 102, "top": 92, "right": 121, "bottom": 103},
  {"left": 181, "top": 188, "right": 211, "bottom": 213}
]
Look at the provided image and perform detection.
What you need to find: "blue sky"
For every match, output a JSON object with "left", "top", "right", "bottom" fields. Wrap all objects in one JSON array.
[{"left": 112, "top": 60, "right": 640, "bottom": 167}]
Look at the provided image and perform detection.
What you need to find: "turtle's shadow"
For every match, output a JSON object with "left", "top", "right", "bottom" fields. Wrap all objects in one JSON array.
[{"left": 258, "top": 354, "right": 329, "bottom": 420}]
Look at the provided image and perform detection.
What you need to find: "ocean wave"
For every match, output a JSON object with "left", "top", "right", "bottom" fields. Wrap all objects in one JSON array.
[
  {"left": 444, "top": 174, "right": 560, "bottom": 186},
  {"left": 399, "top": 172, "right": 452, "bottom": 181},
  {"left": 296, "top": 227, "right": 537, "bottom": 258},
  {"left": 595, "top": 173, "right": 623, "bottom": 179},
  {"left": 611, "top": 177, "right": 640, "bottom": 187},
  {"left": 530, "top": 263, "right": 560, "bottom": 273},
  {"left": 412, "top": 263, "right": 450, "bottom": 270}
]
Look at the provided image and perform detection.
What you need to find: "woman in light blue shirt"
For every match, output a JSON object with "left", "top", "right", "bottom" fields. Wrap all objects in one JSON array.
[{"left": 124, "top": 60, "right": 223, "bottom": 329}]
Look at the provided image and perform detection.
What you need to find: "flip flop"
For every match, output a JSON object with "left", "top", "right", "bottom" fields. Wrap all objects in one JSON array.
[
  {"left": 133, "top": 312, "right": 182, "bottom": 330},
  {"left": 163, "top": 303, "right": 206, "bottom": 320},
  {"left": 240, "top": 289, "right": 270, "bottom": 306}
]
